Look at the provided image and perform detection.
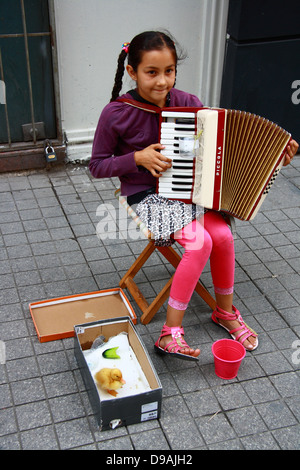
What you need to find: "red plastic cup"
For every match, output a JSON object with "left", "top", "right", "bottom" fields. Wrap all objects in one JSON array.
[{"left": 212, "top": 339, "right": 246, "bottom": 379}]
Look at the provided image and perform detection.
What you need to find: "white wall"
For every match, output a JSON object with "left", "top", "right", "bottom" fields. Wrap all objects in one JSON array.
[{"left": 53, "top": 0, "right": 228, "bottom": 160}]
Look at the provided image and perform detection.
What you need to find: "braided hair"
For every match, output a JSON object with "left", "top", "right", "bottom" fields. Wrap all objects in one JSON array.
[{"left": 110, "top": 31, "right": 184, "bottom": 102}]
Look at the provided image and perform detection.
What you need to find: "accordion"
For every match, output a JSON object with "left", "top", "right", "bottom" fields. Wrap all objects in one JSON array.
[{"left": 157, "top": 107, "right": 291, "bottom": 221}]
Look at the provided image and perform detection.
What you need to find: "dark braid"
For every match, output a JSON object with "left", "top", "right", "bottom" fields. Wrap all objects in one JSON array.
[{"left": 110, "top": 50, "right": 127, "bottom": 102}]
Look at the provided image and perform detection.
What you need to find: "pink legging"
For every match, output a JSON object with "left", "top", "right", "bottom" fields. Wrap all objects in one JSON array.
[{"left": 169, "top": 211, "right": 235, "bottom": 310}]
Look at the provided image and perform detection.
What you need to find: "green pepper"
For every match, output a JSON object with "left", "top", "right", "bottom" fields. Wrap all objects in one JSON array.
[{"left": 102, "top": 347, "right": 120, "bottom": 359}]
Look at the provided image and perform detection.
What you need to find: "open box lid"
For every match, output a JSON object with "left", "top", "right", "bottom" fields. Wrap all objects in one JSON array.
[{"left": 29, "top": 288, "right": 137, "bottom": 343}]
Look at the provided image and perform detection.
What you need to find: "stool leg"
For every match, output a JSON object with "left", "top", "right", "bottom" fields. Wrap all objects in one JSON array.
[
  {"left": 140, "top": 276, "right": 173, "bottom": 325},
  {"left": 120, "top": 240, "right": 216, "bottom": 324},
  {"left": 119, "top": 240, "right": 155, "bottom": 286},
  {"left": 119, "top": 240, "right": 155, "bottom": 316}
]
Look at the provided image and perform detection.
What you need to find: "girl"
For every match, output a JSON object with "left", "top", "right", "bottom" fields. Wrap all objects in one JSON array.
[{"left": 89, "top": 31, "right": 298, "bottom": 360}]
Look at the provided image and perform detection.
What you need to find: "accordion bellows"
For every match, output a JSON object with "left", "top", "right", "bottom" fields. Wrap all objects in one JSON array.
[
  {"left": 157, "top": 107, "right": 291, "bottom": 221},
  {"left": 221, "top": 110, "right": 290, "bottom": 219}
]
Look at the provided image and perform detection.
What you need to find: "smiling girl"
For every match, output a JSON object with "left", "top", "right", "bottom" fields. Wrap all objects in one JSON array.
[{"left": 89, "top": 31, "right": 298, "bottom": 360}]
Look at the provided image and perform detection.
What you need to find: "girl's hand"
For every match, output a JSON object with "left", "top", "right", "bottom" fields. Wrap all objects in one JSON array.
[
  {"left": 134, "top": 143, "right": 172, "bottom": 177},
  {"left": 283, "top": 139, "right": 299, "bottom": 166}
]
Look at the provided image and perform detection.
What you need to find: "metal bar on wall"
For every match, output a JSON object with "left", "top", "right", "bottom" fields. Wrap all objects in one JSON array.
[
  {"left": 20, "top": 0, "right": 37, "bottom": 143},
  {"left": 0, "top": 32, "right": 51, "bottom": 39}
]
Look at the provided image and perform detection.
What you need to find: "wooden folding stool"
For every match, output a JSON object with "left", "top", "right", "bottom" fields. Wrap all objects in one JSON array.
[{"left": 115, "top": 189, "right": 216, "bottom": 325}]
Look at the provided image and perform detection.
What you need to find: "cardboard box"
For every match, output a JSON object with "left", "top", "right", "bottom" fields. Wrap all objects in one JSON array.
[
  {"left": 29, "top": 288, "right": 136, "bottom": 342},
  {"left": 74, "top": 317, "right": 162, "bottom": 430}
]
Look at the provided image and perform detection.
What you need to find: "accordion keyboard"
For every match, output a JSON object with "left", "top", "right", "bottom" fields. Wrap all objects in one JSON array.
[{"left": 158, "top": 112, "right": 196, "bottom": 201}]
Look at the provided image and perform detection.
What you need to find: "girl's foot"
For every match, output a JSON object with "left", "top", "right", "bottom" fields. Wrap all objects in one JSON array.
[
  {"left": 212, "top": 306, "right": 258, "bottom": 351},
  {"left": 154, "top": 324, "right": 200, "bottom": 361}
]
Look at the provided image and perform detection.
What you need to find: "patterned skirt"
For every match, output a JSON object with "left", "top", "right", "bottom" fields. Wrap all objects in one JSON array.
[{"left": 136, "top": 194, "right": 204, "bottom": 246}]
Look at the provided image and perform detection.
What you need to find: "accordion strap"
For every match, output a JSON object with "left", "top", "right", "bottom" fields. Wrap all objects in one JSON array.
[{"left": 117, "top": 97, "right": 161, "bottom": 114}]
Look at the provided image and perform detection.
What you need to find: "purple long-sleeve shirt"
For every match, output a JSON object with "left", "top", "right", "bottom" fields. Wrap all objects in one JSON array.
[{"left": 89, "top": 88, "right": 203, "bottom": 197}]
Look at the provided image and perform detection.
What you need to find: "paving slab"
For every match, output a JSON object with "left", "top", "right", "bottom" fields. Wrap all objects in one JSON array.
[{"left": 0, "top": 160, "right": 299, "bottom": 450}]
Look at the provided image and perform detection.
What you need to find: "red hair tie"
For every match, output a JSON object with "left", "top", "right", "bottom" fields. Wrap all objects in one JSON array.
[{"left": 122, "top": 42, "right": 130, "bottom": 53}]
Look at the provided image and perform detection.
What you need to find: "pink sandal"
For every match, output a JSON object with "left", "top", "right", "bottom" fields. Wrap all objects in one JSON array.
[
  {"left": 212, "top": 306, "right": 258, "bottom": 351},
  {"left": 154, "top": 324, "right": 199, "bottom": 361}
]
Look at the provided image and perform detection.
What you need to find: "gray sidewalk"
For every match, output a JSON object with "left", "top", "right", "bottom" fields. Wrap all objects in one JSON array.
[{"left": 0, "top": 158, "right": 300, "bottom": 450}]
